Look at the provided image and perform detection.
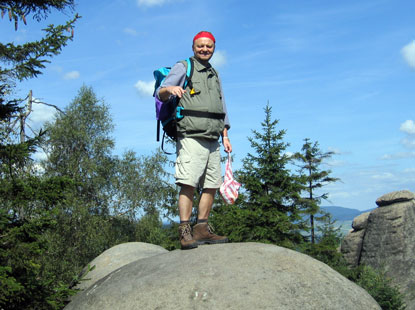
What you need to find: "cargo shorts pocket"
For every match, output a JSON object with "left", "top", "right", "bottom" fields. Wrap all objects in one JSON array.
[{"left": 174, "top": 154, "right": 192, "bottom": 182}]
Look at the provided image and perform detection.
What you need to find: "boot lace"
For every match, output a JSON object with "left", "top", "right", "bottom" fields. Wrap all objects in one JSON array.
[
  {"left": 207, "top": 223, "right": 216, "bottom": 235},
  {"left": 179, "top": 224, "right": 193, "bottom": 241}
]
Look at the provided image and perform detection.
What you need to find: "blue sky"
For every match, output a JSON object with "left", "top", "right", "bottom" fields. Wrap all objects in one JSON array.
[{"left": 2, "top": 0, "right": 415, "bottom": 211}]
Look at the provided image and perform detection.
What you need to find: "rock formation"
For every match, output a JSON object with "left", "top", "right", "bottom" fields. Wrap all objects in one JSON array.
[
  {"left": 76, "top": 242, "right": 168, "bottom": 290},
  {"left": 341, "top": 190, "right": 415, "bottom": 310},
  {"left": 66, "top": 242, "right": 380, "bottom": 310}
]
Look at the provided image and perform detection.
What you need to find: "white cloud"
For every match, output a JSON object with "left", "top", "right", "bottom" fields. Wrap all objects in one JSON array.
[
  {"left": 401, "top": 40, "right": 415, "bottom": 69},
  {"left": 124, "top": 27, "right": 137, "bottom": 36},
  {"left": 64, "top": 70, "right": 80, "bottom": 80},
  {"left": 398, "top": 120, "right": 415, "bottom": 150},
  {"left": 400, "top": 120, "right": 415, "bottom": 135},
  {"left": 402, "top": 137, "right": 415, "bottom": 149},
  {"left": 211, "top": 50, "right": 227, "bottom": 68},
  {"left": 134, "top": 80, "right": 155, "bottom": 97},
  {"left": 327, "top": 191, "right": 354, "bottom": 199},
  {"left": 326, "top": 159, "right": 346, "bottom": 167},
  {"left": 371, "top": 172, "right": 395, "bottom": 180},
  {"left": 137, "top": 0, "right": 169, "bottom": 7},
  {"left": 381, "top": 151, "right": 415, "bottom": 160}
]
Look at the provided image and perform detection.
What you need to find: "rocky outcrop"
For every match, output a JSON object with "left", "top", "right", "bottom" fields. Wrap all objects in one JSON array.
[
  {"left": 66, "top": 242, "right": 380, "bottom": 310},
  {"left": 341, "top": 190, "right": 415, "bottom": 310},
  {"left": 76, "top": 242, "right": 168, "bottom": 290},
  {"left": 341, "top": 211, "right": 370, "bottom": 266}
]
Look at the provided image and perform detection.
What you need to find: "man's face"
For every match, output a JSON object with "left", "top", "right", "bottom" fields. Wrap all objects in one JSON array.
[{"left": 192, "top": 37, "right": 215, "bottom": 62}]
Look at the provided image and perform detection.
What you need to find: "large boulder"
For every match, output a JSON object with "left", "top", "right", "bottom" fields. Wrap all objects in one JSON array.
[
  {"left": 341, "top": 190, "right": 415, "bottom": 310},
  {"left": 361, "top": 198, "right": 415, "bottom": 309},
  {"left": 66, "top": 242, "right": 380, "bottom": 310},
  {"left": 77, "top": 242, "right": 168, "bottom": 290},
  {"left": 375, "top": 190, "right": 415, "bottom": 207},
  {"left": 341, "top": 212, "right": 370, "bottom": 267},
  {"left": 341, "top": 229, "right": 366, "bottom": 267}
]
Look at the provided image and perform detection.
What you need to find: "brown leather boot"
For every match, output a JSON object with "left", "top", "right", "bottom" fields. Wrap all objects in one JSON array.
[
  {"left": 193, "top": 222, "right": 228, "bottom": 245},
  {"left": 178, "top": 223, "right": 198, "bottom": 250}
]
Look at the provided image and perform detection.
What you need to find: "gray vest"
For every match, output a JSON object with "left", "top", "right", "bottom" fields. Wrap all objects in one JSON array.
[{"left": 177, "top": 57, "right": 225, "bottom": 140}]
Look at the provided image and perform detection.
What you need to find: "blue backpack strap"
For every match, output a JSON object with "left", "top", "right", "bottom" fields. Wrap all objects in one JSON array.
[
  {"left": 183, "top": 57, "right": 194, "bottom": 90},
  {"left": 186, "top": 58, "right": 191, "bottom": 76}
]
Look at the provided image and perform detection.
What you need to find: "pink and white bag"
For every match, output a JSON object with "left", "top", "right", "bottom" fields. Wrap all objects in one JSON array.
[{"left": 220, "top": 153, "right": 241, "bottom": 204}]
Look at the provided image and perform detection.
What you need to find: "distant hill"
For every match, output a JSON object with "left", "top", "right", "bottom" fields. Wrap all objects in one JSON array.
[
  {"left": 320, "top": 206, "right": 374, "bottom": 221},
  {"left": 310, "top": 206, "right": 375, "bottom": 236}
]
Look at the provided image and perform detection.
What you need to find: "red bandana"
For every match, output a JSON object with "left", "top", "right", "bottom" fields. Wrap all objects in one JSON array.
[{"left": 193, "top": 31, "right": 216, "bottom": 43}]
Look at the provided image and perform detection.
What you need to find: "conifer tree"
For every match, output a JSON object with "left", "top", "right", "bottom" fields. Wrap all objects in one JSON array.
[
  {"left": 293, "top": 138, "right": 339, "bottom": 244},
  {"left": 213, "top": 103, "right": 305, "bottom": 247},
  {"left": 0, "top": 2, "right": 80, "bottom": 308}
]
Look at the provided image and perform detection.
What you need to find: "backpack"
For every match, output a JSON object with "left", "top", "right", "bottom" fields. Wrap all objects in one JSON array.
[{"left": 153, "top": 58, "right": 194, "bottom": 153}]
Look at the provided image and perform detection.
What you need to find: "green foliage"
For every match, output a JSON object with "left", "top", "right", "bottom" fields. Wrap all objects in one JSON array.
[
  {"left": 0, "top": 199, "right": 77, "bottom": 310},
  {"left": 1, "top": 1, "right": 79, "bottom": 81},
  {"left": 39, "top": 85, "right": 178, "bottom": 284},
  {"left": 0, "top": 1, "right": 75, "bottom": 24},
  {"left": 212, "top": 103, "right": 305, "bottom": 248},
  {"left": 299, "top": 215, "right": 347, "bottom": 270},
  {"left": 293, "top": 138, "right": 339, "bottom": 243},
  {"left": 353, "top": 266, "right": 406, "bottom": 310},
  {"left": 112, "top": 149, "right": 178, "bottom": 220},
  {"left": 0, "top": 85, "right": 77, "bottom": 310},
  {"left": 135, "top": 211, "right": 178, "bottom": 250},
  {"left": 43, "top": 85, "right": 115, "bottom": 216}
]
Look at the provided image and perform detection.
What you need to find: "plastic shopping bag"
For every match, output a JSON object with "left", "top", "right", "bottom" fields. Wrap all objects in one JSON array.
[{"left": 220, "top": 153, "right": 241, "bottom": 204}]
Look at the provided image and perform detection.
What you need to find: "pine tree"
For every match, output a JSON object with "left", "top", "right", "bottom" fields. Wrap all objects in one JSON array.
[
  {"left": 293, "top": 138, "right": 339, "bottom": 244},
  {"left": 0, "top": 2, "right": 80, "bottom": 308},
  {"left": 213, "top": 103, "right": 305, "bottom": 247}
]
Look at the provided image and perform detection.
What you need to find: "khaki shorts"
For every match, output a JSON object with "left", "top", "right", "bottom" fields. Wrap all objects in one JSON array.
[{"left": 175, "top": 137, "right": 222, "bottom": 189}]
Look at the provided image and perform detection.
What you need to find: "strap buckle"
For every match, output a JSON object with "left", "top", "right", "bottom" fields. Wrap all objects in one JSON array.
[{"left": 176, "top": 107, "right": 184, "bottom": 120}]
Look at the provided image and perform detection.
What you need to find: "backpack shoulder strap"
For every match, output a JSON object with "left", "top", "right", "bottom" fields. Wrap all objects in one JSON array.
[
  {"left": 185, "top": 57, "right": 194, "bottom": 91},
  {"left": 178, "top": 58, "right": 194, "bottom": 90}
]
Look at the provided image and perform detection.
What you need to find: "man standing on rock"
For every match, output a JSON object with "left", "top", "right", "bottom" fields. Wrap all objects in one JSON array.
[{"left": 156, "top": 31, "right": 232, "bottom": 249}]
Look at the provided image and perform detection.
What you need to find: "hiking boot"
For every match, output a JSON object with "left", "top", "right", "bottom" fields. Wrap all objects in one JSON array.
[
  {"left": 193, "top": 222, "right": 228, "bottom": 245},
  {"left": 178, "top": 223, "right": 198, "bottom": 250}
]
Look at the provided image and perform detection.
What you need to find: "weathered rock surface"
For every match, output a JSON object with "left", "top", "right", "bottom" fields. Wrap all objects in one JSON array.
[
  {"left": 66, "top": 242, "right": 380, "bottom": 310},
  {"left": 76, "top": 242, "right": 168, "bottom": 290},
  {"left": 375, "top": 189, "right": 415, "bottom": 207},
  {"left": 341, "top": 190, "right": 415, "bottom": 310},
  {"left": 352, "top": 211, "right": 370, "bottom": 230},
  {"left": 341, "top": 229, "right": 366, "bottom": 267}
]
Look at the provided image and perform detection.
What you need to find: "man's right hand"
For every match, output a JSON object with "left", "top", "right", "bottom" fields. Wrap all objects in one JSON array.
[{"left": 159, "top": 86, "right": 186, "bottom": 101}]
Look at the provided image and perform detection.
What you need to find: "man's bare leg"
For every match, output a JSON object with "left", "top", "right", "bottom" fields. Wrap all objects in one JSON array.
[
  {"left": 197, "top": 188, "right": 216, "bottom": 220},
  {"left": 178, "top": 184, "right": 195, "bottom": 221}
]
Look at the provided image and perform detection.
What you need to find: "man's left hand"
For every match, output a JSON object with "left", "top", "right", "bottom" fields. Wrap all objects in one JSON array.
[{"left": 223, "top": 138, "right": 232, "bottom": 153}]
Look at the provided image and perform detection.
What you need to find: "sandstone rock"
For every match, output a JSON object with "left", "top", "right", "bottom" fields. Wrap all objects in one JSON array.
[
  {"left": 341, "top": 229, "right": 365, "bottom": 267},
  {"left": 352, "top": 211, "right": 370, "bottom": 231},
  {"left": 76, "top": 242, "right": 168, "bottom": 291},
  {"left": 66, "top": 242, "right": 380, "bottom": 310},
  {"left": 375, "top": 189, "right": 415, "bottom": 207},
  {"left": 341, "top": 190, "right": 415, "bottom": 310},
  {"left": 360, "top": 201, "right": 415, "bottom": 309}
]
